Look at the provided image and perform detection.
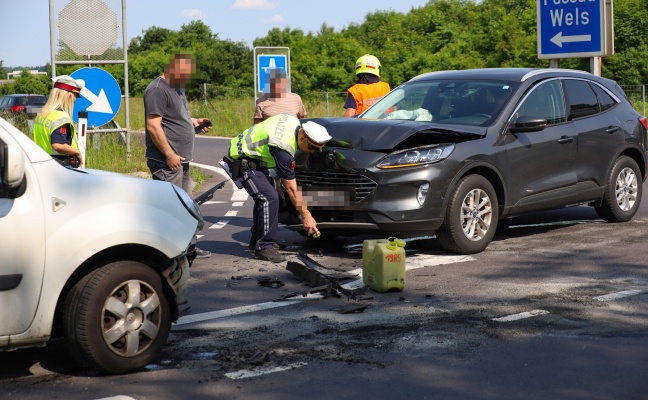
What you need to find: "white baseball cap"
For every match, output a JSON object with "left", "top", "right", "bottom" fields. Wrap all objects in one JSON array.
[
  {"left": 301, "top": 121, "right": 332, "bottom": 147},
  {"left": 52, "top": 75, "right": 85, "bottom": 94}
]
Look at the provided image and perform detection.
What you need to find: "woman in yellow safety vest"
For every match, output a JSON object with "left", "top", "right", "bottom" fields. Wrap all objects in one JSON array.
[{"left": 34, "top": 75, "right": 85, "bottom": 165}]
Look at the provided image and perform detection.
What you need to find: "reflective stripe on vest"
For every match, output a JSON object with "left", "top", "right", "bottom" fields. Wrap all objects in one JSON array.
[
  {"left": 229, "top": 114, "right": 299, "bottom": 168},
  {"left": 33, "top": 110, "right": 77, "bottom": 155},
  {"left": 348, "top": 81, "right": 391, "bottom": 114}
]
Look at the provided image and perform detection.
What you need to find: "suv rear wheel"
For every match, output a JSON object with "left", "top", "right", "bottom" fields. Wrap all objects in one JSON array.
[
  {"left": 595, "top": 156, "right": 642, "bottom": 222},
  {"left": 437, "top": 175, "right": 499, "bottom": 254},
  {"left": 63, "top": 261, "right": 171, "bottom": 374}
]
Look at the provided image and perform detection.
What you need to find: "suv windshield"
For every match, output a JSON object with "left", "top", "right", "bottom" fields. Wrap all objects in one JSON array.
[{"left": 361, "top": 79, "right": 518, "bottom": 126}]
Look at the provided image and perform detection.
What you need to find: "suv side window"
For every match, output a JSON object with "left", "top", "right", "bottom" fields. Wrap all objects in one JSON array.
[
  {"left": 517, "top": 80, "right": 566, "bottom": 126},
  {"left": 563, "top": 79, "right": 600, "bottom": 120},
  {"left": 591, "top": 83, "right": 617, "bottom": 112}
]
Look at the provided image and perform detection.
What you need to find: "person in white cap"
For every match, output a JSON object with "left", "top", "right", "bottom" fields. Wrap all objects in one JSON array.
[
  {"left": 226, "top": 113, "right": 332, "bottom": 263},
  {"left": 34, "top": 75, "right": 85, "bottom": 166}
]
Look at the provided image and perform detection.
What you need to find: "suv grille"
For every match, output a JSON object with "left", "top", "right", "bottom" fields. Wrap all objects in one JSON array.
[{"left": 296, "top": 171, "right": 377, "bottom": 203}]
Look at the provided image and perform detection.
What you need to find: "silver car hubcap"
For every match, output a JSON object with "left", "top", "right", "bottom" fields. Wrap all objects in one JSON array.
[
  {"left": 102, "top": 280, "right": 161, "bottom": 357},
  {"left": 615, "top": 167, "right": 638, "bottom": 211},
  {"left": 461, "top": 188, "right": 492, "bottom": 241}
]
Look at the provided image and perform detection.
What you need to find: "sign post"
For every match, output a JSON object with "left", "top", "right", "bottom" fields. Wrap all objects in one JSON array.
[
  {"left": 537, "top": 0, "right": 609, "bottom": 75},
  {"left": 253, "top": 47, "right": 290, "bottom": 102}
]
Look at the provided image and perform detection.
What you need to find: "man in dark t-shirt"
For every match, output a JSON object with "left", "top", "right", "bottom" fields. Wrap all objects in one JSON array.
[{"left": 144, "top": 53, "right": 212, "bottom": 258}]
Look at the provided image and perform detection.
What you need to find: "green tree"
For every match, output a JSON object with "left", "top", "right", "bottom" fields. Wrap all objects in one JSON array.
[{"left": 13, "top": 69, "right": 50, "bottom": 95}]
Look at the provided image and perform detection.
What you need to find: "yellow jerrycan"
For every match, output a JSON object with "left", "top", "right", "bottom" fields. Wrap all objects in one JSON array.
[{"left": 362, "top": 237, "right": 407, "bottom": 292}]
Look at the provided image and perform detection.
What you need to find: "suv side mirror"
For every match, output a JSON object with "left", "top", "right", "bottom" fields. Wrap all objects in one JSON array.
[
  {"left": 0, "top": 141, "right": 26, "bottom": 192},
  {"left": 509, "top": 115, "right": 547, "bottom": 133}
]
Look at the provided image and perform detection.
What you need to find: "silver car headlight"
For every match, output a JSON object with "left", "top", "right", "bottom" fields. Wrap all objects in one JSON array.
[
  {"left": 173, "top": 184, "right": 205, "bottom": 230},
  {"left": 376, "top": 144, "right": 455, "bottom": 169}
]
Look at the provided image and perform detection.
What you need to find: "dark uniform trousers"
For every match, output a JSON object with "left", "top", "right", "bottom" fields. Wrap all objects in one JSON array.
[{"left": 241, "top": 169, "right": 279, "bottom": 250}]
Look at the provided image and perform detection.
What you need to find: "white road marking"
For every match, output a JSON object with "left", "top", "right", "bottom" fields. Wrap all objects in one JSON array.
[
  {"left": 191, "top": 161, "right": 249, "bottom": 202},
  {"left": 492, "top": 310, "right": 550, "bottom": 322},
  {"left": 196, "top": 235, "right": 205, "bottom": 239},
  {"left": 201, "top": 201, "right": 226, "bottom": 205},
  {"left": 232, "top": 201, "right": 245, "bottom": 207},
  {"left": 507, "top": 220, "right": 603, "bottom": 229},
  {"left": 209, "top": 220, "right": 229, "bottom": 229},
  {"left": 95, "top": 397, "right": 137, "bottom": 400},
  {"left": 594, "top": 290, "right": 643, "bottom": 302},
  {"left": 174, "top": 254, "right": 474, "bottom": 327},
  {"left": 225, "top": 362, "right": 307, "bottom": 380},
  {"left": 225, "top": 210, "right": 239, "bottom": 217}
]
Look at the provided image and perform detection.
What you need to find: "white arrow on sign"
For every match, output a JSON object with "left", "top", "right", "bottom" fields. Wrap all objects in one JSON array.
[
  {"left": 80, "top": 87, "right": 113, "bottom": 114},
  {"left": 550, "top": 31, "right": 592, "bottom": 48}
]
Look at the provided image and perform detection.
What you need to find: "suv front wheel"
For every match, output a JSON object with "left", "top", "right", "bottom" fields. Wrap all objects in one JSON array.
[
  {"left": 595, "top": 156, "right": 642, "bottom": 222},
  {"left": 437, "top": 175, "right": 499, "bottom": 254},
  {"left": 63, "top": 261, "right": 172, "bottom": 374}
]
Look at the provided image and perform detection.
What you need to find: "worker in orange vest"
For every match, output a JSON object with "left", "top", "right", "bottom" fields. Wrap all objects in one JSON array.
[{"left": 343, "top": 54, "right": 390, "bottom": 117}]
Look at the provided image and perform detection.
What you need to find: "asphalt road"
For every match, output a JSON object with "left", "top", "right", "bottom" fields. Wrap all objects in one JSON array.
[{"left": 1, "top": 135, "right": 647, "bottom": 400}]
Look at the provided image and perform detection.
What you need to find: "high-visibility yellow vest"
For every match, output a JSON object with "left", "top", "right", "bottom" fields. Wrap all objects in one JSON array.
[
  {"left": 33, "top": 110, "right": 77, "bottom": 155},
  {"left": 229, "top": 113, "right": 299, "bottom": 168},
  {"left": 348, "top": 81, "right": 391, "bottom": 114}
]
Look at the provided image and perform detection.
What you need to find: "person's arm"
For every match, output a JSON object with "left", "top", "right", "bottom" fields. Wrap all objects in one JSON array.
[
  {"left": 282, "top": 177, "right": 318, "bottom": 236},
  {"left": 254, "top": 117, "right": 263, "bottom": 124},
  {"left": 192, "top": 117, "right": 212, "bottom": 134},
  {"left": 146, "top": 114, "right": 184, "bottom": 170},
  {"left": 342, "top": 93, "right": 357, "bottom": 118},
  {"left": 298, "top": 96, "right": 307, "bottom": 119},
  {"left": 51, "top": 143, "right": 83, "bottom": 165},
  {"left": 50, "top": 123, "right": 83, "bottom": 164},
  {"left": 271, "top": 147, "right": 318, "bottom": 235}
]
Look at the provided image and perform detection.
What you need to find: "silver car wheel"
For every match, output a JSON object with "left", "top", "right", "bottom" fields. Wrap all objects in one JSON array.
[
  {"left": 102, "top": 280, "right": 161, "bottom": 357},
  {"left": 461, "top": 188, "right": 493, "bottom": 241},
  {"left": 615, "top": 167, "right": 638, "bottom": 212}
]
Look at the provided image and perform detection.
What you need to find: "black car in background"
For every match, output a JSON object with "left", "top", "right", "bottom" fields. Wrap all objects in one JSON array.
[
  {"left": 281, "top": 68, "right": 648, "bottom": 254},
  {"left": 0, "top": 94, "right": 47, "bottom": 113}
]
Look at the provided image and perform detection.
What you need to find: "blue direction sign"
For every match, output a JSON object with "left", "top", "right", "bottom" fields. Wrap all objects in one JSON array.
[
  {"left": 70, "top": 68, "right": 122, "bottom": 127},
  {"left": 537, "top": 0, "right": 605, "bottom": 59},
  {"left": 257, "top": 54, "right": 287, "bottom": 92}
]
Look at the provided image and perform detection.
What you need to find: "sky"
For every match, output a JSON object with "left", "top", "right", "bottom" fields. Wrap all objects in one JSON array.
[{"left": 0, "top": 0, "right": 431, "bottom": 68}]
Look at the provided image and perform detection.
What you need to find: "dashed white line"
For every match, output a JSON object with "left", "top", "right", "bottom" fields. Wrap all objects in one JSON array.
[
  {"left": 232, "top": 201, "right": 245, "bottom": 207},
  {"left": 196, "top": 234, "right": 205, "bottom": 239},
  {"left": 209, "top": 220, "right": 229, "bottom": 229},
  {"left": 201, "top": 201, "right": 226, "bottom": 205},
  {"left": 225, "top": 362, "right": 307, "bottom": 380},
  {"left": 492, "top": 310, "right": 550, "bottom": 322},
  {"left": 224, "top": 210, "right": 239, "bottom": 217},
  {"left": 594, "top": 290, "right": 642, "bottom": 302}
]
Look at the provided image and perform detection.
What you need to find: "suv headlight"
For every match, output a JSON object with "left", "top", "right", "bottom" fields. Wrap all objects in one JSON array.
[
  {"left": 376, "top": 144, "right": 455, "bottom": 169},
  {"left": 173, "top": 184, "right": 205, "bottom": 230}
]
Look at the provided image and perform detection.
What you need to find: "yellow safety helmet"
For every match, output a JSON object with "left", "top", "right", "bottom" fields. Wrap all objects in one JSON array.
[{"left": 354, "top": 54, "right": 382, "bottom": 77}]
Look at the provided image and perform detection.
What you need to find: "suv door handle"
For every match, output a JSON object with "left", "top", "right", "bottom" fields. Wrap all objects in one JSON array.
[
  {"left": 557, "top": 136, "right": 574, "bottom": 144},
  {"left": 606, "top": 126, "right": 619, "bottom": 134}
]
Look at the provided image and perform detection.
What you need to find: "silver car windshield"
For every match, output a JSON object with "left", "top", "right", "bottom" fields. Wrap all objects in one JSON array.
[{"left": 361, "top": 80, "right": 518, "bottom": 126}]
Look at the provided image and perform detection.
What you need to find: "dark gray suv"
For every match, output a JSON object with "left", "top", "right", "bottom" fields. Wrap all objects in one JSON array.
[{"left": 282, "top": 68, "right": 648, "bottom": 254}]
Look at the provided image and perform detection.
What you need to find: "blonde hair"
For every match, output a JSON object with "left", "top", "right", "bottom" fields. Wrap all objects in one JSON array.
[{"left": 39, "top": 88, "right": 76, "bottom": 119}]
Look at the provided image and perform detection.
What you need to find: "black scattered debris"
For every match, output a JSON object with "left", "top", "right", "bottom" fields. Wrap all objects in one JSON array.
[
  {"left": 295, "top": 253, "right": 359, "bottom": 279},
  {"left": 257, "top": 277, "right": 285, "bottom": 288},
  {"left": 284, "top": 253, "right": 369, "bottom": 301},
  {"left": 275, "top": 285, "right": 339, "bottom": 301},
  {"left": 231, "top": 275, "right": 251, "bottom": 280},
  {"left": 178, "top": 306, "right": 192, "bottom": 317},
  {"left": 425, "top": 294, "right": 433, "bottom": 299},
  {"left": 249, "top": 351, "right": 271, "bottom": 366},
  {"left": 399, "top": 297, "right": 406, "bottom": 301},
  {"left": 338, "top": 303, "right": 370, "bottom": 314}
]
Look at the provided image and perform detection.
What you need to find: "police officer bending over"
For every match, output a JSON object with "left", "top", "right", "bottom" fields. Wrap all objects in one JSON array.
[{"left": 227, "top": 114, "right": 332, "bottom": 263}]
